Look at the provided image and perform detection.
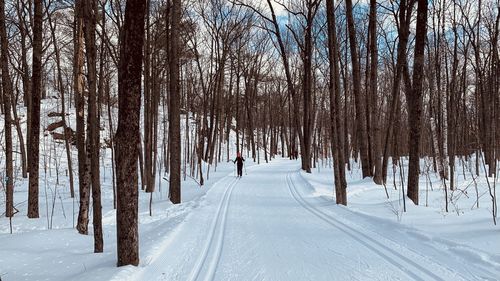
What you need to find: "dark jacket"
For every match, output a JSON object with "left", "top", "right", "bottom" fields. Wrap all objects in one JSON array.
[{"left": 233, "top": 156, "right": 245, "bottom": 166}]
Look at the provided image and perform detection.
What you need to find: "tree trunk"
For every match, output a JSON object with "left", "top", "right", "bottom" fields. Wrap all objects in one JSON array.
[
  {"left": 345, "top": 0, "right": 370, "bottom": 178},
  {"left": 1, "top": 0, "right": 14, "bottom": 218},
  {"left": 406, "top": 0, "right": 428, "bottom": 205},
  {"left": 382, "top": 0, "right": 414, "bottom": 183},
  {"left": 83, "top": 0, "right": 103, "bottom": 253},
  {"left": 27, "top": 0, "right": 43, "bottom": 219},
  {"left": 326, "top": 0, "right": 347, "bottom": 205},
  {"left": 116, "top": 0, "right": 147, "bottom": 267},
  {"left": 16, "top": 0, "right": 31, "bottom": 172},
  {"left": 369, "top": 0, "right": 383, "bottom": 185},
  {"left": 301, "top": 5, "right": 315, "bottom": 173},
  {"left": 144, "top": 0, "right": 154, "bottom": 193},
  {"left": 168, "top": 0, "right": 181, "bottom": 204},
  {"left": 74, "top": 0, "right": 91, "bottom": 234},
  {"left": 46, "top": 2, "right": 75, "bottom": 198}
]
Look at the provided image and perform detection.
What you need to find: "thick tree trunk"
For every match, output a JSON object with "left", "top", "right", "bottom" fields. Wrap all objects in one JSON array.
[
  {"left": 144, "top": 0, "right": 155, "bottom": 193},
  {"left": 116, "top": 0, "right": 147, "bottom": 267},
  {"left": 326, "top": 0, "right": 347, "bottom": 205},
  {"left": 168, "top": 0, "right": 181, "bottom": 204},
  {"left": 1, "top": 0, "right": 14, "bottom": 218},
  {"left": 406, "top": 0, "right": 428, "bottom": 205},
  {"left": 27, "top": 0, "right": 43, "bottom": 219},
  {"left": 301, "top": 5, "right": 315, "bottom": 173},
  {"left": 74, "top": 0, "right": 91, "bottom": 234},
  {"left": 83, "top": 0, "right": 103, "bottom": 253}
]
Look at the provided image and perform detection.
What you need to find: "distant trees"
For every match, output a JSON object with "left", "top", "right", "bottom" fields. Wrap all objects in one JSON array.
[{"left": 297, "top": 0, "right": 322, "bottom": 174}]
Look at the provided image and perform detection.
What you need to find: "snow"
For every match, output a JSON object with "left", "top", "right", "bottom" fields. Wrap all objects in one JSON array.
[
  {"left": 1, "top": 98, "right": 500, "bottom": 280},
  {"left": 2, "top": 153, "right": 500, "bottom": 280}
]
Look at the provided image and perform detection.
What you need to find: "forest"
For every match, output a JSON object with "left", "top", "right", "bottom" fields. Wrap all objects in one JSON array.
[{"left": 0, "top": 0, "right": 499, "bottom": 277}]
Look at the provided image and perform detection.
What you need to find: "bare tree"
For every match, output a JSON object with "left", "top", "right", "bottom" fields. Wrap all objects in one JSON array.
[
  {"left": 27, "top": 0, "right": 43, "bottom": 218},
  {"left": 115, "top": 0, "right": 147, "bottom": 267},
  {"left": 406, "top": 0, "right": 429, "bottom": 205},
  {"left": 381, "top": 0, "right": 415, "bottom": 184},
  {"left": 46, "top": 1, "right": 75, "bottom": 199},
  {"left": 326, "top": 0, "right": 347, "bottom": 204},
  {"left": 74, "top": 0, "right": 91, "bottom": 234},
  {"left": 168, "top": 0, "right": 181, "bottom": 204},
  {"left": 1, "top": 0, "right": 14, "bottom": 222},
  {"left": 345, "top": 0, "right": 370, "bottom": 178},
  {"left": 83, "top": 0, "right": 103, "bottom": 253},
  {"left": 368, "top": 0, "right": 383, "bottom": 184}
]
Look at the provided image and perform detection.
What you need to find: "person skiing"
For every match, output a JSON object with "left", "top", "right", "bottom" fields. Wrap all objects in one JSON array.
[{"left": 233, "top": 152, "right": 245, "bottom": 177}]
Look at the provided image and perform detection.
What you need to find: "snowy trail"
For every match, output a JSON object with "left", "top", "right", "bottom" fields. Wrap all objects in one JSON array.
[
  {"left": 188, "top": 176, "right": 239, "bottom": 281},
  {"left": 286, "top": 172, "right": 442, "bottom": 281},
  {"left": 293, "top": 171, "right": 500, "bottom": 281},
  {"left": 286, "top": 171, "right": 472, "bottom": 281},
  {"left": 128, "top": 159, "right": 500, "bottom": 281}
]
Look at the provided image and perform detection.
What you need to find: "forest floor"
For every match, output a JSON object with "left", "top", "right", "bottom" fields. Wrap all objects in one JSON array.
[{"left": 1, "top": 155, "right": 499, "bottom": 281}]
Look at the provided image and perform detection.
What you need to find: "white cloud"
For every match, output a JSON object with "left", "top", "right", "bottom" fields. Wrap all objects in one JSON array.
[{"left": 250, "top": 0, "right": 287, "bottom": 17}]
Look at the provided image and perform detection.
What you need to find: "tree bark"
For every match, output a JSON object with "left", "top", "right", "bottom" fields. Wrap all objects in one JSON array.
[
  {"left": 83, "top": 0, "right": 103, "bottom": 253},
  {"left": 116, "top": 0, "right": 147, "bottom": 267},
  {"left": 326, "top": 0, "right": 347, "bottom": 205},
  {"left": 74, "top": 0, "right": 91, "bottom": 234},
  {"left": 369, "top": 0, "right": 383, "bottom": 185},
  {"left": 406, "top": 0, "right": 428, "bottom": 205},
  {"left": 16, "top": 0, "right": 31, "bottom": 173},
  {"left": 345, "top": 0, "right": 370, "bottom": 178},
  {"left": 381, "top": 0, "right": 414, "bottom": 183},
  {"left": 1, "top": 0, "right": 14, "bottom": 218},
  {"left": 27, "top": 0, "right": 43, "bottom": 218},
  {"left": 168, "top": 0, "right": 181, "bottom": 204}
]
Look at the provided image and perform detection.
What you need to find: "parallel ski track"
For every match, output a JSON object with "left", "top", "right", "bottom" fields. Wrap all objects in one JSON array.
[
  {"left": 295, "top": 170, "right": 500, "bottom": 281},
  {"left": 285, "top": 171, "right": 469, "bottom": 281},
  {"left": 188, "top": 176, "right": 240, "bottom": 281}
]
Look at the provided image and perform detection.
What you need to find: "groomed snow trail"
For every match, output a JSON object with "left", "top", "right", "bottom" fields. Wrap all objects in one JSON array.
[{"left": 131, "top": 159, "right": 500, "bottom": 281}]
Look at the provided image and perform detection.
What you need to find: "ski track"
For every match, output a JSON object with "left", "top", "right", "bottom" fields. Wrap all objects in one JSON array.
[
  {"left": 188, "top": 176, "right": 240, "bottom": 281},
  {"left": 126, "top": 171, "right": 239, "bottom": 281},
  {"left": 120, "top": 161, "right": 498, "bottom": 281},
  {"left": 285, "top": 170, "right": 471, "bottom": 281},
  {"left": 295, "top": 170, "right": 500, "bottom": 281}
]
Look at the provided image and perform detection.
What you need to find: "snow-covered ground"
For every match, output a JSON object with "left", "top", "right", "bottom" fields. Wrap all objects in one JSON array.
[
  {"left": 1, "top": 155, "right": 499, "bottom": 280},
  {"left": 1, "top": 98, "right": 499, "bottom": 280}
]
